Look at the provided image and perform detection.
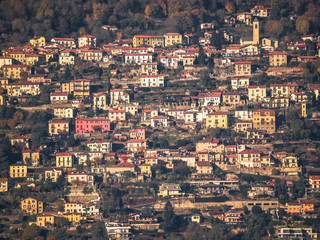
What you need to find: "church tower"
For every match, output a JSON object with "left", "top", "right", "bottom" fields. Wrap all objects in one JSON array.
[{"left": 253, "top": 18, "right": 259, "bottom": 45}]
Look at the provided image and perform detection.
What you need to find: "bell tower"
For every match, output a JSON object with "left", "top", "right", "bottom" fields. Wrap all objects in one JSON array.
[{"left": 253, "top": 18, "right": 259, "bottom": 45}]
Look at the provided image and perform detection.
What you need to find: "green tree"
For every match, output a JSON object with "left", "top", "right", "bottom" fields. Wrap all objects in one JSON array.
[
  {"left": 22, "top": 224, "right": 41, "bottom": 240},
  {"left": 90, "top": 221, "right": 107, "bottom": 240},
  {"left": 162, "top": 201, "right": 177, "bottom": 232}
]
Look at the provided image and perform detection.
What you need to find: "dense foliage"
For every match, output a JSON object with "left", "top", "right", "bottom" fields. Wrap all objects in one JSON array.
[{"left": 1, "top": 0, "right": 320, "bottom": 46}]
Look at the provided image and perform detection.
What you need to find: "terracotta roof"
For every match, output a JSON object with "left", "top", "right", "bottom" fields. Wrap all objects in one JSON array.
[
  {"left": 151, "top": 116, "right": 167, "bottom": 119},
  {"left": 239, "top": 149, "right": 261, "bottom": 154},
  {"left": 207, "top": 111, "right": 228, "bottom": 116},
  {"left": 109, "top": 162, "right": 135, "bottom": 168},
  {"left": 198, "top": 92, "right": 221, "bottom": 97},
  {"left": 196, "top": 161, "right": 211, "bottom": 166},
  {"left": 50, "top": 119, "right": 68, "bottom": 123},
  {"left": 234, "top": 61, "right": 252, "bottom": 64},
  {"left": 269, "top": 51, "right": 288, "bottom": 55}
]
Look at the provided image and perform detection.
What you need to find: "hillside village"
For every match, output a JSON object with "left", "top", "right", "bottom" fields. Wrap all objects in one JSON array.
[{"left": 1, "top": 2, "right": 320, "bottom": 240}]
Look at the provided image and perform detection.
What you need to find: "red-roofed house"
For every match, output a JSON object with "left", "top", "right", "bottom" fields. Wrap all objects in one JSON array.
[
  {"left": 127, "top": 139, "right": 148, "bottom": 152},
  {"left": 106, "top": 162, "right": 136, "bottom": 174},
  {"left": 250, "top": 5, "right": 271, "bottom": 17},
  {"left": 238, "top": 149, "right": 261, "bottom": 168},
  {"left": 206, "top": 112, "right": 228, "bottom": 129},
  {"left": 66, "top": 171, "right": 94, "bottom": 186},
  {"left": 78, "top": 35, "right": 96, "bottom": 48},
  {"left": 49, "top": 119, "right": 69, "bottom": 135},
  {"left": 196, "top": 161, "right": 213, "bottom": 175},
  {"left": 0, "top": 178, "right": 8, "bottom": 192},
  {"left": 151, "top": 116, "right": 168, "bottom": 128},
  {"left": 51, "top": 37, "right": 76, "bottom": 48},
  {"left": 234, "top": 62, "right": 252, "bottom": 76},
  {"left": 50, "top": 93, "right": 68, "bottom": 103},
  {"left": 269, "top": 51, "right": 288, "bottom": 66},
  {"left": 198, "top": 92, "right": 222, "bottom": 106},
  {"left": 140, "top": 74, "right": 164, "bottom": 87},
  {"left": 270, "top": 83, "right": 298, "bottom": 98},
  {"left": 309, "top": 176, "right": 320, "bottom": 191},
  {"left": 110, "top": 89, "right": 130, "bottom": 105},
  {"left": 109, "top": 110, "right": 126, "bottom": 122}
]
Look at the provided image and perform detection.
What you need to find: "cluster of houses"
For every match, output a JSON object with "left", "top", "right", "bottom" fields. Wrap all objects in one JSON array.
[{"left": 1, "top": 3, "right": 320, "bottom": 239}]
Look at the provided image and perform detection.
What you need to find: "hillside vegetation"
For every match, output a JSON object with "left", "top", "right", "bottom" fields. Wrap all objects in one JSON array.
[{"left": 0, "top": 0, "right": 319, "bottom": 46}]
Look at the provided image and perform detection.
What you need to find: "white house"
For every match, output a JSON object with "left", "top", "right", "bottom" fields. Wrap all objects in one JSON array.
[
  {"left": 86, "top": 140, "right": 112, "bottom": 152},
  {"left": 151, "top": 116, "right": 168, "bottom": 128},
  {"left": 53, "top": 106, "right": 74, "bottom": 118},
  {"left": 140, "top": 74, "right": 164, "bottom": 87},
  {"left": 59, "top": 50, "right": 75, "bottom": 65},
  {"left": 51, "top": 38, "right": 76, "bottom": 48},
  {"left": 50, "top": 93, "right": 68, "bottom": 103},
  {"left": 78, "top": 49, "right": 104, "bottom": 62},
  {"left": 66, "top": 171, "right": 94, "bottom": 186},
  {"left": 127, "top": 139, "right": 148, "bottom": 152},
  {"left": 231, "top": 77, "right": 250, "bottom": 90},
  {"left": 78, "top": 35, "right": 96, "bottom": 48},
  {"left": 166, "top": 110, "right": 185, "bottom": 120},
  {"left": 198, "top": 92, "right": 222, "bottom": 106},
  {"left": 159, "top": 55, "right": 179, "bottom": 68},
  {"left": 124, "top": 53, "right": 153, "bottom": 65},
  {"left": 234, "top": 110, "right": 253, "bottom": 120}
]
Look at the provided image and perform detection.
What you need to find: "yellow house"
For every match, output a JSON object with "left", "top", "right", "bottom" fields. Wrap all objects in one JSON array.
[
  {"left": 22, "top": 149, "right": 40, "bottom": 166},
  {"left": 30, "top": 214, "right": 55, "bottom": 227},
  {"left": 248, "top": 86, "right": 267, "bottom": 101},
  {"left": 271, "top": 98, "right": 289, "bottom": 108},
  {"left": 73, "top": 79, "right": 91, "bottom": 97},
  {"left": 282, "top": 201, "right": 314, "bottom": 215},
  {"left": 164, "top": 33, "right": 182, "bottom": 47},
  {"left": 61, "top": 81, "right": 74, "bottom": 94},
  {"left": 110, "top": 89, "right": 130, "bottom": 105},
  {"left": 6, "top": 82, "right": 40, "bottom": 97},
  {"left": 64, "top": 202, "right": 85, "bottom": 214},
  {"left": 0, "top": 178, "right": 8, "bottom": 192},
  {"left": 158, "top": 183, "right": 185, "bottom": 197},
  {"left": 269, "top": 51, "right": 288, "bottom": 66},
  {"left": 56, "top": 152, "right": 74, "bottom": 168},
  {"left": 206, "top": 112, "right": 228, "bottom": 129},
  {"left": 8, "top": 51, "right": 26, "bottom": 63},
  {"left": 261, "top": 155, "right": 274, "bottom": 166},
  {"left": 144, "top": 157, "right": 158, "bottom": 165},
  {"left": 11, "top": 135, "right": 30, "bottom": 149},
  {"left": 0, "top": 78, "right": 9, "bottom": 88},
  {"left": 21, "top": 197, "right": 43, "bottom": 214},
  {"left": 0, "top": 95, "right": 6, "bottom": 105},
  {"left": 25, "top": 54, "right": 45, "bottom": 65},
  {"left": 2, "top": 64, "right": 30, "bottom": 79},
  {"left": 63, "top": 213, "right": 86, "bottom": 223},
  {"left": 282, "top": 155, "right": 298, "bottom": 168},
  {"left": 234, "top": 61, "right": 252, "bottom": 76},
  {"left": 141, "top": 62, "right": 158, "bottom": 75},
  {"left": 133, "top": 35, "right": 152, "bottom": 48},
  {"left": 45, "top": 168, "right": 63, "bottom": 182},
  {"left": 10, "top": 164, "right": 27, "bottom": 178},
  {"left": 182, "top": 56, "right": 195, "bottom": 66},
  {"left": 139, "top": 163, "right": 152, "bottom": 175},
  {"left": 309, "top": 176, "right": 320, "bottom": 191},
  {"left": 252, "top": 109, "right": 276, "bottom": 134},
  {"left": 30, "top": 36, "right": 46, "bottom": 47},
  {"left": 196, "top": 161, "right": 213, "bottom": 175},
  {"left": 48, "top": 119, "right": 69, "bottom": 135},
  {"left": 117, "top": 104, "right": 138, "bottom": 116}
]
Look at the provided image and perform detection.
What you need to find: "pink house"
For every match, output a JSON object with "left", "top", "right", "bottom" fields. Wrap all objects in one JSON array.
[{"left": 75, "top": 118, "right": 111, "bottom": 133}]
